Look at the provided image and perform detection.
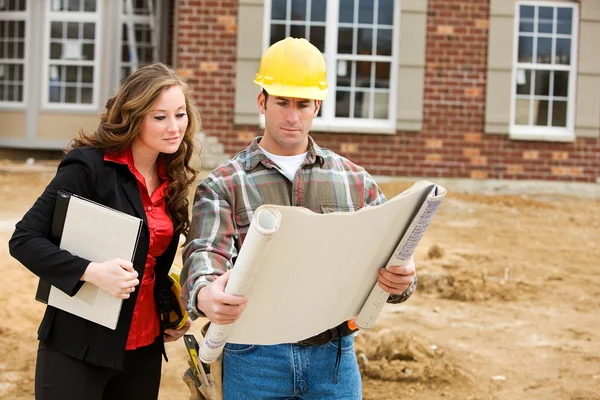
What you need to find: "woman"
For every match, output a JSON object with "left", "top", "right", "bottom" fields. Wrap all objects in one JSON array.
[{"left": 9, "top": 63, "right": 199, "bottom": 399}]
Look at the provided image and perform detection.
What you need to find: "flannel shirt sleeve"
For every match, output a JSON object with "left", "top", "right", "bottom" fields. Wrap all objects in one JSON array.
[
  {"left": 363, "top": 172, "right": 418, "bottom": 304},
  {"left": 180, "top": 177, "right": 238, "bottom": 320}
]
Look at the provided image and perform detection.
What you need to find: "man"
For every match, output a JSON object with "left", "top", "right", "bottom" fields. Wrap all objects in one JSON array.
[{"left": 181, "top": 37, "right": 417, "bottom": 399}]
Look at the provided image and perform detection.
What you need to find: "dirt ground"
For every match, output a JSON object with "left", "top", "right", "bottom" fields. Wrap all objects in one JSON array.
[{"left": 0, "top": 164, "right": 599, "bottom": 400}]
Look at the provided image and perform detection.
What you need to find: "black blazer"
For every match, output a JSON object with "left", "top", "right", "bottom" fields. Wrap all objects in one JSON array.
[{"left": 9, "top": 146, "right": 179, "bottom": 370}]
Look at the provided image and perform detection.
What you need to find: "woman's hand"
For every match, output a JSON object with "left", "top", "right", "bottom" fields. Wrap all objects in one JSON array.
[
  {"left": 164, "top": 318, "right": 192, "bottom": 342},
  {"left": 81, "top": 258, "right": 139, "bottom": 299}
]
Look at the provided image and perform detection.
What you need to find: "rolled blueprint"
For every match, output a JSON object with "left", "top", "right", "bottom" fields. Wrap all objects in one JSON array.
[
  {"left": 355, "top": 184, "right": 446, "bottom": 329},
  {"left": 198, "top": 206, "right": 281, "bottom": 363}
]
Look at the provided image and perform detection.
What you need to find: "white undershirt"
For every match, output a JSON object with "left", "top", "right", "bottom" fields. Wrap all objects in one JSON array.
[{"left": 259, "top": 145, "right": 308, "bottom": 181}]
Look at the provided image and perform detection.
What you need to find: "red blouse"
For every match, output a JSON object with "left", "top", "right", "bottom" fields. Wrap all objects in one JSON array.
[{"left": 104, "top": 148, "right": 174, "bottom": 350}]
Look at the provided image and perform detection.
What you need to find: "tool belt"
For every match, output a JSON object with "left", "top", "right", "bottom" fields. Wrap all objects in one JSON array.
[{"left": 297, "top": 321, "right": 357, "bottom": 347}]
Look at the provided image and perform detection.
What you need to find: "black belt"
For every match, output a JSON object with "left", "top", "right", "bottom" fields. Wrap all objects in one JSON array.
[{"left": 297, "top": 321, "right": 357, "bottom": 347}]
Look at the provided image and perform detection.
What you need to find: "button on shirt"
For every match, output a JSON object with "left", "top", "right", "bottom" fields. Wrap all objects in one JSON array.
[
  {"left": 182, "top": 136, "right": 417, "bottom": 320},
  {"left": 104, "top": 148, "right": 174, "bottom": 350}
]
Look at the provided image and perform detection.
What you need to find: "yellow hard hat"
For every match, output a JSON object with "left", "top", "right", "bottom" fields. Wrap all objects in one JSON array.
[
  {"left": 254, "top": 37, "right": 328, "bottom": 100},
  {"left": 158, "top": 264, "right": 188, "bottom": 331}
]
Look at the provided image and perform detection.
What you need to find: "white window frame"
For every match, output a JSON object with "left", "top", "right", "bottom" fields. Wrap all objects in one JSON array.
[
  {"left": 0, "top": 2, "right": 29, "bottom": 109},
  {"left": 509, "top": 1, "right": 579, "bottom": 142},
  {"left": 261, "top": 0, "right": 400, "bottom": 134},
  {"left": 42, "top": 1, "right": 102, "bottom": 111},
  {"left": 118, "top": 0, "right": 159, "bottom": 84}
]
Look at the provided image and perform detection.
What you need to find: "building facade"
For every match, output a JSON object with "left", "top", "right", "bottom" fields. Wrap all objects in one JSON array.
[{"left": 1, "top": 0, "right": 598, "bottom": 182}]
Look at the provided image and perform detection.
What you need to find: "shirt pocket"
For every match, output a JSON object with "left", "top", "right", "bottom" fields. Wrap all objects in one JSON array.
[
  {"left": 233, "top": 209, "right": 252, "bottom": 239},
  {"left": 320, "top": 204, "right": 360, "bottom": 214}
]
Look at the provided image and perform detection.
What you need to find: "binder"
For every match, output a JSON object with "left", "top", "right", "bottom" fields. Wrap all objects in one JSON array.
[{"left": 35, "top": 191, "right": 143, "bottom": 330}]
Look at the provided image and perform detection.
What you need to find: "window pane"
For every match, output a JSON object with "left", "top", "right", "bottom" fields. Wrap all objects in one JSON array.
[
  {"left": 291, "top": 0, "right": 306, "bottom": 21},
  {"left": 82, "top": 66, "right": 93, "bottom": 83},
  {"left": 339, "top": 0, "right": 354, "bottom": 23},
  {"left": 337, "top": 27, "right": 353, "bottom": 54},
  {"left": 373, "top": 92, "right": 389, "bottom": 119},
  {"left": 358, "top": 0, "right": 373, "bottom": 24},
  {"left": 516, "top": 69, "right": 531, "bottom": 95},
  {"left": 17, "top": 41, "right": 24, "bottom": 58},
  {"left": 374, "top": 62, "right": 390, "bottom": 89},
  {"left": 534, "top": 70, "right": 550, "bottom": 96},
  {"left": 17, "top": 20, "right": 25, "bottom": 37},
  {"left": 376, "top": 28, "right": 393, "bottom": 56},
  {"left": 310, "top": 0, "right": 326, "bottom": 22},
  {"left": 84, "top": 0, "right": 97, "bottom": 12},
  {"left": 65, "top": 86, "right": 78, "bottom": 103},
  {"left": 538, "top": 7, "right": 554, "bottom": 34},
  {"left": 555, "top": 38, "right": 571, "bottom": 65},
  {"left": 271, "top": 0, "right": 287, "bottom": 20},
  {"left": 270, "top": 24, "right": 286, "bottom": 44},
  {"left": 81, "top": 87, "right": 93, "bottom": 103},
  {"left": 518, "top": 36, "right": 533, "bottom": 63},
  {"left": 357, "top": 28, "right": 373, "bottom": 55},
  {"left": 290, "top": 25, "right": 306, "bottom": 39},
  {"left": 50, "top": 43, "right": 62, "bottom": 59},
  {"left": 356, "top": 61, "right": 371, "bottom": 89},
  {"left": 552, "top": 101, "right": 567, "bottom": 127},
  {"left": 337, "top": 60, "right": 351, "bottom": 87},
  {"left": 68, "top": 0, "right": 82, "bottom": 12},
  {"left": 51, "top": 21, "right": 63, "bottom": 39},
  {"left": 335, "top": 90, "right": 350, "bottom": 117},
  {"left": 519, "top": 5, "right": 534, "bottom": 32},
  {"left": 83, "top": 23, "right": 95, "bottom": 39},
  {"left": 536, "top": 37, "right": 551, "bottom": 63},
  {"left": 67, "top": 22, "right": 79, "bottom": 39},
  {"left": 378, "top": 0, "right": 394, "bottom": 26},
  {"left": 515, "top": 98, "right": 530, "bottom": 125},
  {"left": 533, "top": 100, "right": 549, "bottom": 126},
  {"left": 49, "top": 84, "right": 62, "bottom": 103},
  {"left": 354, "top": 91, "right": 368, "bottom": 118},
  {"left": 82, "top": 43, "right": 95, "bottom": 60},
  {"left": 66, "top": 65, "right": 78, "bottom": 83},
  {"left": 556, "top": 8, "right": 572, "bottom": 35},
  {"left": 310, "top": 26, "right": 325, "bottom": 52},
  {"left": 553, "top": 71, "right": 569, "bottom": 97}
]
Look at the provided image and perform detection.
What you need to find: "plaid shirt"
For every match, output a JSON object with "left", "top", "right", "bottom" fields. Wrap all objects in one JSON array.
[{"left": 181, "top": 136, "right": 416, "bottom": 320}]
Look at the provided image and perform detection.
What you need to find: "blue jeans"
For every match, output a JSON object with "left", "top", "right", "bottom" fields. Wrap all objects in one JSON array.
[{"left": 222, "top": 335, "right": 361, "bottom": 399}]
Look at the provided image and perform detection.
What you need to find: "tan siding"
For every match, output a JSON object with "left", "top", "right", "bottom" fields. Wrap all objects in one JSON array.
[
  {"left": 397, "top": 6, "right": 426, "bottom": 131},
  {"left": 0, "top": 112, "right": 27, "bottom": 139},
  {"left": 36, "top": 114, "right": 100, "bottom": 141},
  {"left": 234, "top": 0, "right": 263, "bottom": 125}
]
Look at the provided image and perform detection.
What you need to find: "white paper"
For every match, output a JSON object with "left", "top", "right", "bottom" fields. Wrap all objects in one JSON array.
[
  {"left": 47, "top": 195, "right": 142, "bottom": 330},
  {"left": 199, "top": 181, "right": 446, "bottom": 361}
]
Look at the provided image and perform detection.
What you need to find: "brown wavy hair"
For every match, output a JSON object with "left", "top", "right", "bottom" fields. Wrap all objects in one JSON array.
[{"left": 68, "top": 63, "right": 200, "bottom": 236}]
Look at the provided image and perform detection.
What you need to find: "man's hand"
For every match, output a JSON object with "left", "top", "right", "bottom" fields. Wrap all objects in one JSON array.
[
  {"left": 164, "top": 318, "right": 191, "bottom": 343},
  {"left": 377, "top": 256, "right": 416, "bottom": 295},
  {"left": 196, "top": 269, "right": 248, "bottom": 325}
]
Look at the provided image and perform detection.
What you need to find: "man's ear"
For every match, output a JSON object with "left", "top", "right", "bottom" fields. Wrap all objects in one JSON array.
[
  {"left": 314, "top": 100, "right": 321, "bottom": 116},
  {"left": 258, "top": 92, "right": 266, "bottom": 115}
]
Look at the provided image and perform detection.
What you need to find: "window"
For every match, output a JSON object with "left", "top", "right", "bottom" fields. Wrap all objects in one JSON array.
[
  {"left": 119, "top": 0, "right": 158, "bottom": 81},
  {"left": 264, "top": 0, "right": 399, "bottom": 132},
  {"left": 510, "top": 2, "right": 578, "bottom": 140},
  {"left": 0, "top": 0, "right": 27, "bottom": 107},
  {"left": 43, "top": 0, "right": 101, "bottom": 109}
]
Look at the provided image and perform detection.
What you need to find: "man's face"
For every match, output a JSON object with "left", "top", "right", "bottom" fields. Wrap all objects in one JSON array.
[{"left": 258, "top": 92, "right": 320, "bottom": 156}]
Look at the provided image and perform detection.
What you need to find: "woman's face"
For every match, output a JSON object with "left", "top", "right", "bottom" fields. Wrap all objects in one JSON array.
[{"left": 135, "top": 85, "right": 188, "bottom": 157}]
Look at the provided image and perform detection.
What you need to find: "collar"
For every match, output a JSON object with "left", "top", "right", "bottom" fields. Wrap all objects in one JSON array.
[
  {"left": 244, "top": 136, "right": 325, "bottom": 172},
  {"left": 104, "top": 147, "right": 168, "bottom": 184}
]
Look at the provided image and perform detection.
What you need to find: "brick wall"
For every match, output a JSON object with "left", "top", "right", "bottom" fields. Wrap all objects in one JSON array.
[{"left": 175, "top": 0, "right": 600, "bottom": 182}]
